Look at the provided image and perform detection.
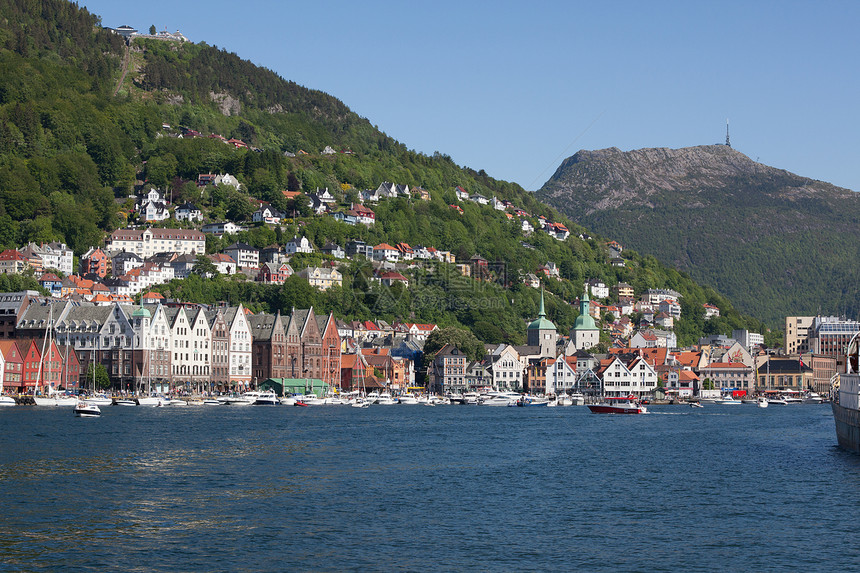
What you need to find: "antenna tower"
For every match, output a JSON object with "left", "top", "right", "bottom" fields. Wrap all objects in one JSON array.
[{"left": 725, "top": 119, "right": 731, "bottom": 148}]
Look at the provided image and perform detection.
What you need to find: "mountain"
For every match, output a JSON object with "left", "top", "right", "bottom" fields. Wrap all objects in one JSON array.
[
  {"left": 0, "top": 0, "right": 779, "bottom": 347},
  {"left": 537, "top": 145, "right": 860, "bottom": 325}
]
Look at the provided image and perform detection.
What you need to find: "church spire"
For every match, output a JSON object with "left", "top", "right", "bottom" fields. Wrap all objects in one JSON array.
[{"left": 538, "top": 286, "right": 547, "bottom": 318}]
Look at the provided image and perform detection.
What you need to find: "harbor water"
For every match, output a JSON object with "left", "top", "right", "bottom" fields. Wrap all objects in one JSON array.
[{"left": 0, "top": 403, "right": 858, "bottom": 571}]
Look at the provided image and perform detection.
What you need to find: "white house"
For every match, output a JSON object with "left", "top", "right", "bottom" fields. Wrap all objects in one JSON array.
[
  {"left": 224, "top": 243, "right": 259, "bottom": 269},
  {"left": 487, "top": 344, "right": 524, "bottom": 391},
  {"left": 225, "top": 305, "right": 252, "bottom": 389},
  {"left": 252, "top": 203, "right": 283, "bottom": 225},
  {"left": 469, "top": 193, "right": 489, "bottom": 205},
  {"left": 454, "top": 186, "right": 470, "bottom": 201},
  {"left": 373, "top": 243, "right": 400, "bottom": 263},
  {"left": 284, "top": 236, "right": 313, "bottom": 255},
  {"left": 600, "top": 356, "right": 657, "bottom": 398},
  {"left": 174, "top": 202, "right": 203, "bottom": 222},
  {"left": 201, "top": 221, "right": 245, "bottom": 235},
  {"left": 547, "top": 356, "right": 578, "bottom": 396},
  {"left": 642, "top": 289, "right": 681, "bottom": 305},
  {"left": 137, "top": 189, "right": 170, "bottom": 222},
  {"left": 586, "top": 279, "right": 610, "bottom": 299}
]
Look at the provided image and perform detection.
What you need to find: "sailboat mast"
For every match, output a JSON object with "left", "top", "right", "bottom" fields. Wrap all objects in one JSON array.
[{"left": 34, "top": 302, "right": 52, "bottom": 395}]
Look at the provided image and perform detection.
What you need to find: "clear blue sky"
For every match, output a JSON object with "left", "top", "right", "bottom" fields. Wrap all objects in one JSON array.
[{"left": 83, "top": 1, "right": 860, "bottom": 192}]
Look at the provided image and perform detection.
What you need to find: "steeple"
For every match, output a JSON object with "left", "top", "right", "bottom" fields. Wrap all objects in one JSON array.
[
  {"left": 538, "top": 287, "right": 546, "bottom": 318},
  {"left": 527, "top": 286, "right": 557, "bottom": 358}
]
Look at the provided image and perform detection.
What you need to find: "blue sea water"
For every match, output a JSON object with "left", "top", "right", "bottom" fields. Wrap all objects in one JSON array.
[{"left": 0, "top": 403, "right": 858, "bottom": 572}]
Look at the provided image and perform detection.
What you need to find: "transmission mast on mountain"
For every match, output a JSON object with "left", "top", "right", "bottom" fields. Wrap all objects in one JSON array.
[{"left": 725, "top": 119, "right": 731, "bottom": 148}]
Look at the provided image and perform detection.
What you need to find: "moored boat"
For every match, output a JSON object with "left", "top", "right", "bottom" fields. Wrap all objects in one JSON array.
[
  {"left": 0, "top": 395, "right": 16, "bottom": 406},
  {"left": 84, "top": 394, "right": 113, "bottom": 406},
  {"left": 690, "top": 401, "right": 704, "bottom": 408},
  {"left": 587, "top": 395, "right": 647, "bottom": 414},
  {"left": 757, "top": 397, "right": 769, "bottom": 408},
  {"left": 832, "top": 333, "right": 860, "bottom": 453}
]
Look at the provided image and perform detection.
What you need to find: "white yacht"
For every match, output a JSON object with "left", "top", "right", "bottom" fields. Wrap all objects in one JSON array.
[
  {"left": 251, "top": 390, "right": 279, "bottom": 405},
  {"left": 83, "top": 394, "right": 113, "bottom": 406},
  {"left": 375, "top": 392, "right": 397, "bottom": 405},
  {"left": 397, "top": 393, "right": 420, "bottom": 405},
  {"left": 479, "top": 392, "right": 521, "bottom": 406},
  {"left": 803, "top": 392, "right": 824, "bottom": 404},
  {"left": 714, "top": 396, "right": 743, "bottom": 405},
  {"left": 0, "top": 395, "right": 15, "bottom": 406}
]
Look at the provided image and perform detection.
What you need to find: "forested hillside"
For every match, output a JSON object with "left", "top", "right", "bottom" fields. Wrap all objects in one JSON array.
[
  {"left": 538, "top": 146, "right": 860, "bottom": 325},
  {"left": 0, "top": 0, "right": 780, "bottom": 347}
]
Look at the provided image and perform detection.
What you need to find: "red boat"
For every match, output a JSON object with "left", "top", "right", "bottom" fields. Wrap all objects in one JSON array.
[{"left": 587, "top": 395, "right": 648, "bottom": 414}]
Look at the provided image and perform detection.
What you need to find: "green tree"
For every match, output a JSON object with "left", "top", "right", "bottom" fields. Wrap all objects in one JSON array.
[
  {"left": 422, "top": 326, "right": 485, "bottom": 370},
  {"left": 86, "top": 362, "right": 111, "bottom": 391},
  {"left": 149, "top": 25, "right": 157, "bottom": 35}
]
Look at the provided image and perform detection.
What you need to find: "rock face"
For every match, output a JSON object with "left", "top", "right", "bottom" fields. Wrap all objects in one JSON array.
[
  {"left": 537, "top": 145, "right": 860, "bottom": 323},
  {"left": 540, "top": 145, "right": 845, "bottom": 213}
]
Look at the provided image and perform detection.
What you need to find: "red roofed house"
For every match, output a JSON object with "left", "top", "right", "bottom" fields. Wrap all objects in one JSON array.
[
  {"left": 80, "top": 247, "right": 109, "bottom": 278},
  {"left": 0, "top": 340, "right": 24, "bottom": 392},
  {"left": 350, "top": 204, "right": 375, "bottom": 225},
  {"left": 703, "top": 303, "right": 721, "bottom": 319},
  {"left": 0, "top": 249, "right": 27, "bottom": 274},
  {"left": 373, "top": 243, "right": 400, "bottom": 263},
  {"left": 378, "top": 271, "right": 409, "bottom": 288},
  {"left": 699, "top": 362, "right": 754, "bottom": 393}
]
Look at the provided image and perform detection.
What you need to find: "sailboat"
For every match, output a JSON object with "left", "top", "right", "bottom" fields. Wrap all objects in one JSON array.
[{"left": 33, "top": 303, "right": 76, "bottom": 406}]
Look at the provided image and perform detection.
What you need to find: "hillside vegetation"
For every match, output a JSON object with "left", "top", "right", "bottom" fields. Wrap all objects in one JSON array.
[{"left": 0, "top": 0, "right": 779, "bottom": 347}]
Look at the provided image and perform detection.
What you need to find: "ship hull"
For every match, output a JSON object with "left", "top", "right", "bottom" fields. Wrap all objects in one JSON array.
[{"left": 831, "top": 401, "right": 860, "bottom": 454}]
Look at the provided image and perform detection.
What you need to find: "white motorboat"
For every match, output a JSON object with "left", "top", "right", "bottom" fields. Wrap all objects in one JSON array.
[
  {"left": 84, "top": 394, "right": 113, "bottom": 406},
  {"left": 397, "top": 393, "right": 420, "bottom": 405},
  {"left": 203, "top": 398, "right": 223, "bottom": 405},
  {"left": 463, "top": 392, "right": 480, "bottom": 405},
  {"left": 251, "top": 390, "right": 279, "bottom": 405},
  {"left": 690, "top": 401, "right": 704, "bottom": 408},
  {"left": 569, "top": 392, "right": 586, "bottom": 406},
  {"left": 74, "top": 400, "right": 101, "bottom": 417},
  {"left": 757, "top": 397, "right": 769, "bottom": 408},
  {"left": 167, "top": 398, "right": 188, "bottom": 406},
  {"left": 479, "top": 392, "right": 521, "bottom": 406},
  {"left": 219, "top": 394, "right": 255, "bottom": 406},
  {"left": 0, "top": 395, "right": 16, "bottom": 406},
  {"left": 803, "top": 392, "right": 823, "bottom": 404},
  {"left": 767, "top": 398, "right": 788, "bottom": 405},
  {"left": 351, "top": 398, "right": 370, "bottom": 408},
  {"left": 114, "top": 398, "right": 137, "bottom": 406},
  {"left": 375, "top": 392, "right": 397, "bottom": 405},
  {"left": 137, "top": 396, "right": 161, "bottom": 406},
  {"left": 714, "top": 397, "right": 743, "bottom": 405}
]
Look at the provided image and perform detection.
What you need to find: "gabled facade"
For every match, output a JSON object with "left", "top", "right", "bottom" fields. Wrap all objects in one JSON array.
[
  {"left": 249, "top": 312, "right": 287, "bottom": 383},
  {"left": 225, "top": 305, "right": 252, "bottom": 389}
]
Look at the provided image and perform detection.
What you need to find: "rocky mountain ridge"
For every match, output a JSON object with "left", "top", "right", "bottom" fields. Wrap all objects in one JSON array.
[{"left": 537, "top": 145, "right": 860, "bottom": 324}]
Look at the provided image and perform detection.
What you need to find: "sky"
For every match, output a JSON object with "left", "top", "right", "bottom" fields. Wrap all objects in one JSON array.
[{"left": 82, "top": 1, "right": 860, "bottom": 192}]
